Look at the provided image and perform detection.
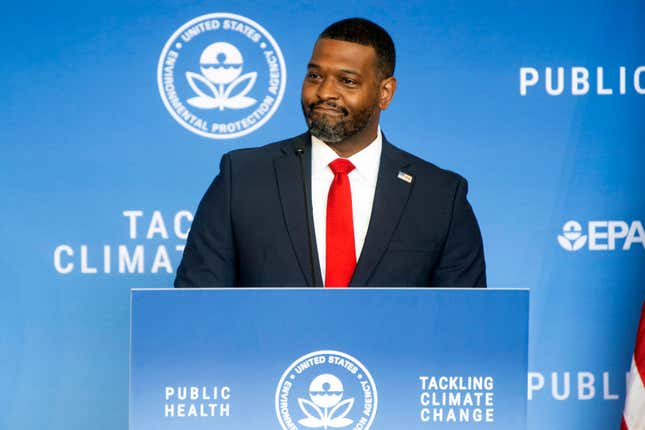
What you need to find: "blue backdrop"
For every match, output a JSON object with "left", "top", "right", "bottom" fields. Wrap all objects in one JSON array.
[{"left": 2, "top": 1, "right": 644, "bottom": 429}]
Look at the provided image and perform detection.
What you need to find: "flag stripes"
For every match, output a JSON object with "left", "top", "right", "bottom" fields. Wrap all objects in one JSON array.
[{"left": 622, "top": 301, "right": 645, "bottom": 430}]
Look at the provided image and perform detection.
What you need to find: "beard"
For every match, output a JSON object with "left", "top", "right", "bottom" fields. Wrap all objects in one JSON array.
[{"left": 302, "top": 99, "right": 378, "bottom": 144}]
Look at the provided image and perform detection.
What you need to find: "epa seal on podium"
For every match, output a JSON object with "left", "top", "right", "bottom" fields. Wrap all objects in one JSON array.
[
  {"left": 157, "top": 13, "right": 286, "bottom": 139},
  {"left": 276, "top": 350, "right": 378, "bottom": 430}
]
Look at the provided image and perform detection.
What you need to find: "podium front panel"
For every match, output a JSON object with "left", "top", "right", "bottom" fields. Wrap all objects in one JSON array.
[{"left": 131, "top": 288, "right": 528, "bottom": 430}]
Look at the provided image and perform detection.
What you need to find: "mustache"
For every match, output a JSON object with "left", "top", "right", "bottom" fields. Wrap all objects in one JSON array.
[{"left": 307, "top": 101, "right": 349, "bottom": 116}]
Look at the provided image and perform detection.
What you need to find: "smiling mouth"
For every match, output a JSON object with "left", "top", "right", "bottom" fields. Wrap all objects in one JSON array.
[
  {"left": 313, "top": 107, "right": 344, "bottom": 116},
  {"left": 309, "top": 103, "right": 348, "bottom": 117}
]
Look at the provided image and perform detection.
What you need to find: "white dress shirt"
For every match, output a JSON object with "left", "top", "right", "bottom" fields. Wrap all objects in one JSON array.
[{"left": 311, "top": 128, "right": 382, "bottom": 280}]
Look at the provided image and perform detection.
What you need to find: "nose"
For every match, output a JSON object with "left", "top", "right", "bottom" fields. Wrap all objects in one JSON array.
[{"left": 315, "top": 76, "right": 338, "bottom": 100}]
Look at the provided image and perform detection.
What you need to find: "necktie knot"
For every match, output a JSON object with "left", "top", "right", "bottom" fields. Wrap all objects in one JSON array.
[{"left": 329, "top": 158, "right": 355, "bottom": 175}]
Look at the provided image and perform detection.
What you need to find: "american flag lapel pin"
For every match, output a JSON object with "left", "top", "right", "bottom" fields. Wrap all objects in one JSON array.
[{"left": 397, "top": 171, "right": 413, "bottom": 184}]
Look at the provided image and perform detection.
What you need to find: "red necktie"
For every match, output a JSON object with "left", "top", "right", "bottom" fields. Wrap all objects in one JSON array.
[{"left": 325, "top": 158, "right": 356, "bottom": 288}]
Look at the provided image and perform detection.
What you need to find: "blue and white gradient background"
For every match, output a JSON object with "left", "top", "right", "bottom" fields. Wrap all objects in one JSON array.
[
  {"left": 1, "top": 1, "right": 644, "bottom": 429},
  {"left": 131, "top": 289, "right": 528, "bottom": 429}
]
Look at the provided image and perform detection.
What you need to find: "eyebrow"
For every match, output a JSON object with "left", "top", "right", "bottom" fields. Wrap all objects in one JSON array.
[{"left": 307, "top": 63, "right": 362, "bottom": 77}]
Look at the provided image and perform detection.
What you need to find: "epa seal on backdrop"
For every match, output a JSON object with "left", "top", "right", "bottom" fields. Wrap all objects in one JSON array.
[
  {"left": 276, "top": 350, "right": 378, "bottom": 430},
  {"left": 158, "top": 13, "right": 286, "bottom": 139}
]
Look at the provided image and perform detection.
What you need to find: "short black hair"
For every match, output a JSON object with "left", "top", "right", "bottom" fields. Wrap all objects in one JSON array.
[{"left": 319, "top": 17, "right": 396, "bottom": 80}]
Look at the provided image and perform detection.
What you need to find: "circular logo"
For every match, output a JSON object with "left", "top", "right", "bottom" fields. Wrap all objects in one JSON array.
[
  {"left": 557, "top": 220, "right": 587, "bottom": 251},
  {"left": 275, "top": 350, "right": 378, "bottom": 430},
  {"left": 157, "top": 13, "right": 287, "bottom": 139}
]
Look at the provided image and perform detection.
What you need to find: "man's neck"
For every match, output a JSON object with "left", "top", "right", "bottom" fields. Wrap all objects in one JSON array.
[{"left": 324, "top": 122, "right": 380, "bottom": 158}]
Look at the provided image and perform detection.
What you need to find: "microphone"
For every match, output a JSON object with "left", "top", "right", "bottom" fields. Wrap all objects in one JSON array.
[{"left": 295, "top": 143, "right": 318, "bottom": 288}]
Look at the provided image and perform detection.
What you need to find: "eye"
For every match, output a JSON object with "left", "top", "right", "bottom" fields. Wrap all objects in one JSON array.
[
  {"left": 341, "top": 77, "right": 358, "bottom": 87},
  {"left": 306, "top": 71, "right": 322, "bottom": 81}
]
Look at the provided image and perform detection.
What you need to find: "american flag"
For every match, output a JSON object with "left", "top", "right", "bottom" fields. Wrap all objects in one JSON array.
[{"left": 622, "top": 301, "right": 645, "bottom": 430}]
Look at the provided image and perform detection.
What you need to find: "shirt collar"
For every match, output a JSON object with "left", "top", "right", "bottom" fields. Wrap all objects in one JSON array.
[{"left": 311, "top": 127, "right": 382, "bottom": 187}]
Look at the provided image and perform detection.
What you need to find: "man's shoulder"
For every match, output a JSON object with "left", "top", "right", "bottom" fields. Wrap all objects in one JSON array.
[{"left": 384, "top": 139, "right": 466, "bottom": 188}]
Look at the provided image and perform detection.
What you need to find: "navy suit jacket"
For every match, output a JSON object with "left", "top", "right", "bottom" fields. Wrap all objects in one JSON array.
[{"left": 174, "top": 132, "right": 486, "bottom": 288}]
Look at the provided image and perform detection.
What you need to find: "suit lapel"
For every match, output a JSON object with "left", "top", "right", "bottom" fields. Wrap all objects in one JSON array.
[
  {"left": 273, "top": 134, "right": 323, "bottom": 287},
  {"left": 350, "top": 140, "right": 414, "bottom": 287}
]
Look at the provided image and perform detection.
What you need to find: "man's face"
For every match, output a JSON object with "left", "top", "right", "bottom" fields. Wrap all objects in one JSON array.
[{"left": 301, "top": 38, "right": 382, "bottom": 143}]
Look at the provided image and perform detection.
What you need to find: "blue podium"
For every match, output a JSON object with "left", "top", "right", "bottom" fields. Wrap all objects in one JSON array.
[{"left": 130, "top": 288, "right": 528, "bottom": 430}]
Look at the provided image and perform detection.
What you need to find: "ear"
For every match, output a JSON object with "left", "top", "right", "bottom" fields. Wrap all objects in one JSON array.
[{"left": 378, "top": 76, "right": 397, "bottom": 110}]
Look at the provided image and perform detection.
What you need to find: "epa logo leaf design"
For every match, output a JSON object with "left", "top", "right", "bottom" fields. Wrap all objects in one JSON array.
[
  {"left": 298, "top": 397, "right": 354, "bottom": 428},
  {"left": 186, "top": 71, "right": 257, "bottom": 110},
  {"left": 558, "top": 235, "right": 587, "bottom": 251}
]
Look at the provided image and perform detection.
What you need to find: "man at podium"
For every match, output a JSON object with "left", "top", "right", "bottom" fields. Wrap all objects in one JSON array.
[{"left": 174, "top": 18, "right": 486, "bottom": 289}]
